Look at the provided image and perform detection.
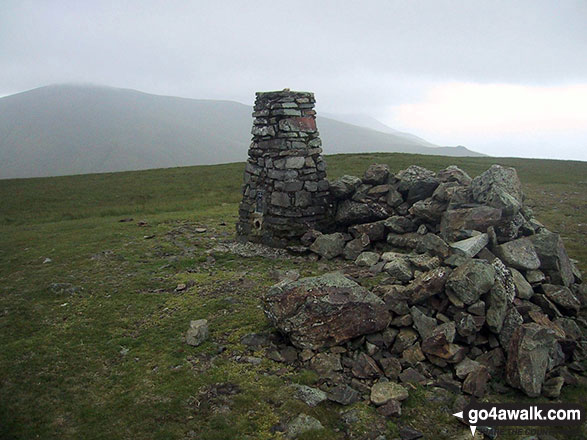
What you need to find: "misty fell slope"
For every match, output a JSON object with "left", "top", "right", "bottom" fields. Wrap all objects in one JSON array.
[{"left": 0, "top": 85, "right": 483, "bottom": 178}]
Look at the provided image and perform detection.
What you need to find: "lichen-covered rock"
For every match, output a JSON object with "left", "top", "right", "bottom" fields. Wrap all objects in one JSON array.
[
  {"left": 386, "top": 233, "right": 451, "bottom": 259},
  {"left": 381, "top": 266, "right": 451, "bottom": 306},
  {"left": 363, "top": 163, "right": 390, "bottom": 185},
  {"left": 409, "top": 197, "right": 447, "bottom": 223},
  {"left": 391, "top": 328, "right": 419, "bottom": 354},
  {"left": 310, "top": 352, "right": 342, "bottom": 376},
  {"left": 264, "top": 272, "right": 391, "bottom": 349},
  {"left": 396, "top": 165, "right": 439, "bottom": 205},
  {"left": 455, "top": 357, "right": 482, "bottom": 379},
  {"left": 186, "top": 319, "right": 209, "bottom": 346},
  {"left": 471, "top": 164, "right": 524, "bottom": 216},
  {"left": 486, "top": 259, "right": 515, "bottom": 333},
  {"left": 437, "top": 165, "right": 472, "bottom": 186},
  {"left": 335, "top": 200, "right": 389, "bottom": 225},
  {"left": 531, "top": 294, "right": 563, "bottom": 319},
  {"left": 530, "top": 230, "right": 575, "bottom": 287},
  {"left": 408, "top": 266, "right": 452, "bottom": 305},
  {"left": 355, "top": 251, "right": 380, "bottom": 267},
  {"left": 494, "top": 237, "right": 540, "bottom": 270},
  {"left": 498, "top": 307, "right": 524, "bottom": 349},
  {"left": 386, "top": 187, "right": 404, "bottom": 207},
  {"left": 454, "top": 311, "right": 480, "bottom": 339},
  {"left": 285, "top": 414, "right": 324, "bottom": 439},
  {"left": 330, "top": 175, "right": 362, "bottom": 199},
  {"left": 495, "top": 212, "right": 526, "bottom": 242},
  {"left": 445, "top": 260, "right": 496, "bottom": 305},
  {"left": 370, "top": 381, "right": 409, "bottom": 405},
  {"left": 377, "top": 399, "right": 402, "bottom": 417},
  {"left": 383, "top": 258, "right": 414, "bottom": 282},
  {"left": 506, "top": 323, "right": 557, "bottom": 397},
  {"left": 542, "top": 376, "right": 565, "bottom": 399},
  {"left": 510, "top": 267, "right": 534, "bottom": 299},
  {"left": 526, "top": 269, "right": 546, "bottom": 284},
  {"left": 541, "top": 284, "right": 581, "bottom": 315},
  {"left": 292, "top": 384, "right": 328, "bottom": 407},
  {"left": 310, "top": 232, "right": 345, "bottom": 259}
]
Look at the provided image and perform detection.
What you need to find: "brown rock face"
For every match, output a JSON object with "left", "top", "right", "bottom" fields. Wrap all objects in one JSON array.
[
  {"left": 421, "top": 332, "right": 466, "bottom": 363},
  {"left": 263, "top": 272, "right": 391, "bottom": 349},
  {"left": 505, "top": 323, "right": 557, "bottom": 397},
  {"left": 440, "top": 206, "right": 502, "bottom": 242}
]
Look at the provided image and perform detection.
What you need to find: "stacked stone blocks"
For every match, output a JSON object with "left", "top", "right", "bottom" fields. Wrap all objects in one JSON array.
[{"left": 237, "top": 90, "right": 330, "bottom": 246}]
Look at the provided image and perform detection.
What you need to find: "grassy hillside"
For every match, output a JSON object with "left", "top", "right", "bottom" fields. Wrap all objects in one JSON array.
[{"left": 0, "top": 153, "right": 585, "bottom": 439}]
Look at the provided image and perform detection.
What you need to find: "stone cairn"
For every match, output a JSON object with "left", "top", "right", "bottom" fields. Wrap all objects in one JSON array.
[
  {"left": 242, "top": 162, "right": 585, "bottom": 424},
  {"left": 236, "top": 90, "right": 330, "bottom": 247}
]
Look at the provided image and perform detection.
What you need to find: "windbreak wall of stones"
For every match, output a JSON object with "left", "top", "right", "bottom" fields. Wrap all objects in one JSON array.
[
  {"left": 236, "top": 91, "right": 330, "bottom": 247},
  {"left": 263, "top": 162, "right": 585, "bottom": 406}
]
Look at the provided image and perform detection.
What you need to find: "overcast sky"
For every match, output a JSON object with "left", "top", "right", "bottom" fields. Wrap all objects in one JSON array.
[{"left": 1, "top": 0, "right": 586, "bottom": 160}]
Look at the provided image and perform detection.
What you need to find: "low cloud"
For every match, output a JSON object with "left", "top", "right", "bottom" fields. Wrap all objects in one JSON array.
[{"left": 385, "top": 83, "right": 587, "bottom": 159}]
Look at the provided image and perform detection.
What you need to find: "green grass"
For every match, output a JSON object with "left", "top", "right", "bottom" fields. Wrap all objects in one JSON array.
[{"left": 0, "top": 152, "right": 585, "bottom": 439}]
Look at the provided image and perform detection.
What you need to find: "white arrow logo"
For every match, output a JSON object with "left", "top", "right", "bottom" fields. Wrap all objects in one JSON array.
[{"left": 453, "top": 411, "right": 477, "bottom": 436}]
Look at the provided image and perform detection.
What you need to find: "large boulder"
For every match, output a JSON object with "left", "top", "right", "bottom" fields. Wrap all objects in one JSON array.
[
  {"left": 494, "top": 238, "right": 540, "bottom": 270},
  {"left": 370, "top": 381, "right": 409, "bottom": 406},
  {"left": 310, "top": 233, "right": 345, "bottom": 259},
  {"left": 363, "top": 164, "right": 390, "bottom": 185},
  {"left": 530, "top": 230, "right": 575, "bottom": 287},
  {"left": 510, "top": 268, "right": 534, "bottom": 299},
  {"left": 440, "top": 206, "right": 502, "bottom": 242},
  {"left": 436, "top": 165, "right": 472, "bottom": 186},
  {"left": 380, "top": 266, "right": 451, "bottom": 308},
  {"left": 485, "top": 259, "right": 515, "bottom": 333},
  {"left": 386, "top": 233, "right": 451, "bottom": 259},
  {"left": 409, "top": 197, "right": 447, "bottom": 223},
  {"left": 330, "top": 175, "right": 362, "bottom": 199},
  {"left": 445, "top": 260, "right": 496, "bottom": 305},
  {"left": 264, "top": 272, "right": 391, "bottom": 350},
  {"left": 449, "top": 233, "right": 488, "bottom": 258},
  {"left": 541, "top": 284, "right": 581, "bottom": 315},
  {"left": 506, "top": 323, "right": 557, "bottom": 397},
  {"left": 471, "top": 164, "right": 524, "bottom": 216},
  {"left": 335, "top": 200, "right": 389, "bottom": 225},
  {"left": 396, "top": 165, "right": 439, "bottom": 206},
  {"left": 186, "top": 319, "right": 209, "bottom": 346}
]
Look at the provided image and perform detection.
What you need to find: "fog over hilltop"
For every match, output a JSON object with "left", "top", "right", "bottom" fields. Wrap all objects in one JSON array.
[{"left": 0, "top": 84, "right": 483, "bottom": 179}]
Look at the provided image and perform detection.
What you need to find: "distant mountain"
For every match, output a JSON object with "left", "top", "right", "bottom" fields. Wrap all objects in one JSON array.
[
  {"left": 0, "top": 84, "right": 484, "bottom": 178},
  {"left": 321, "top": 112, "right": 443, "bottom": 148}
]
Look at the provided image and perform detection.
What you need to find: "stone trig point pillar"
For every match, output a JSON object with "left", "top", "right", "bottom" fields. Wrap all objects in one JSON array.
[{"left": 236, "top": 90, "right": 330, "bottom": 247}]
